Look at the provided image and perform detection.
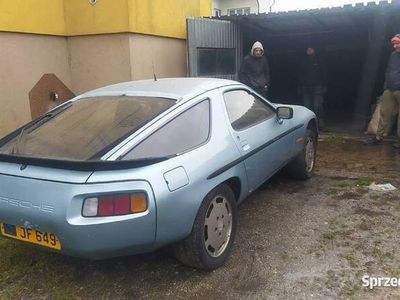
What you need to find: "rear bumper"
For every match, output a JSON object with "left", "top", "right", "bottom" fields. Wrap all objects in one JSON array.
[
  {"left": 0, "top": 176, "right": 157, "bottom": 259},
  {"left": 0, "top": 217, "right": 156, "bottom": 259}
]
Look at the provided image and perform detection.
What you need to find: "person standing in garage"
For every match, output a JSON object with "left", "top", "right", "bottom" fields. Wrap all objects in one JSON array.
[
  {"left": 239, "top": 41, "right": 270, "bottom": 98},
  {"left": 364, "top": 34, "right": 400, "bottom": 148},
  {"left": 298, "top": 47, "right": 327, "bottom": 130}
]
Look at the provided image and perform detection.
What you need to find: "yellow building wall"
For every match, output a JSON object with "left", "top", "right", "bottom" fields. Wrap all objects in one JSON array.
[
  {"left": 68, "top": 34, "right": 132, "bottom": 95},
  {"left": 129, "top": 34, "right": 187, "bottom": 80},
  {"left": 0, "top": 0, "right": 211, "bottom": 38},
  {"left": 0, "top": 0, "right": 212, "bottom": 137},
  {"left": 0, "top": 0, "right": 66, "bottom": 35},
  {"left": 64, "top": 0, "right": 130, "bottom": 36},
  {"left": 128, "top": 0, "right": 212, "bottom": 38},
  {"left": 0, "top": 32, "right": 71, "bottom": 137}
]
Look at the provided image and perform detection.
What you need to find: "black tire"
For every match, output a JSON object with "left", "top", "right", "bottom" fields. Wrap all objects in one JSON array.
[
  {"left": 285, "top": 129, "right": 317, "bottom": 180},
  {"left": 173, "top": 184, "right": 238, "bottom": 270}
]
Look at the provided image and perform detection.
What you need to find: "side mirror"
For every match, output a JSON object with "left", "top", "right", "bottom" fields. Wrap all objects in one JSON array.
[{"left": 277, "top": 106, "right": 293, "bottom": 119}]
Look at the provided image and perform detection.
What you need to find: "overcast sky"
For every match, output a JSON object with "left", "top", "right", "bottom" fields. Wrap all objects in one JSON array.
[{"left": 269, "top": 0, "right": 386, "bottom": 12}]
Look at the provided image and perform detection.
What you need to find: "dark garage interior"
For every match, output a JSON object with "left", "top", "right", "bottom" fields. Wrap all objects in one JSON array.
[{"left": 222, "top": 1, "right": 400, "bottom": 133}]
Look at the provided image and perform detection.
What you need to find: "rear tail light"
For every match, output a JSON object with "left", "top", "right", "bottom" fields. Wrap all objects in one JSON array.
[
  {"left": 130, "top": 193, "right": 147, "bottom": 213},
  {"left": 82, "top": 197, "right": 98, "bottom": 217},
  {"left": 98, "top": 195, "right": 114, "bottom": 216},
  {"left": 82, "top": 193, "right": 147, "bottom": 217},
  {"left": 114, "top": 194, "right": 130, "bottom": 215}
]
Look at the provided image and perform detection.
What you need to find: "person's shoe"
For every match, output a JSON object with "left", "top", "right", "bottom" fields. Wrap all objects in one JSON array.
[
  {"left": 393, "top": 141, "right": 400, "bottom": 149},
  {"left": 364, "top": 136, "right": 382, "bottom": 145}
]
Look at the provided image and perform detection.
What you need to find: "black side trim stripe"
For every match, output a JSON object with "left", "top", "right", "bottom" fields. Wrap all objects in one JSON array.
[{"left": 207, "top": 124, "right": 304, "bottom": 180}]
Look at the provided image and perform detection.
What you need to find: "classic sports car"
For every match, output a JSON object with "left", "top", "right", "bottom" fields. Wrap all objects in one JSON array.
[{"left": 0, "top": 78, "right": 317, "bottom": 270}]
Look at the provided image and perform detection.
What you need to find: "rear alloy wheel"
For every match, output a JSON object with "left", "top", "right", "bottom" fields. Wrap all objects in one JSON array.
[
  {"left": 286, "top": 129, "right": 317, "bottom": 180},
  {"left": 173, "top": 184, "right": 237, "bottom": 270},
  {"left": 204, "top": 193, "right": 233, "bottom": 257}
]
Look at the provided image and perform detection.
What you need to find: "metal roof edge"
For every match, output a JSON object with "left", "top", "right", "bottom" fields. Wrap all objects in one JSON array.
[{"left": 211, "top": 0, "right": 399, "bottom": 20}]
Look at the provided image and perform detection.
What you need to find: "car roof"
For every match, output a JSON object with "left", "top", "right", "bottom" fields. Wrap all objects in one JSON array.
[{"left": 81, "top": 77, "right": 240, "bottom": 101}]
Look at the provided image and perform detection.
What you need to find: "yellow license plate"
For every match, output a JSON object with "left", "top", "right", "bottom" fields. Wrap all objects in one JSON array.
[{"left": 0, "top": 223, "right": 61, "bottom": 250}]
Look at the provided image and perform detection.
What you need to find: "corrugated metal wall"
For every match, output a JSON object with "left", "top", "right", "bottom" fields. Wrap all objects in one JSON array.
[{"left": 187, "top": 17, "right": 242, "bottom": 80}]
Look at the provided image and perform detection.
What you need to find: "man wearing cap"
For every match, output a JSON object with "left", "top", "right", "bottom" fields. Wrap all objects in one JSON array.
[
  {"left": 239, "top": 41, "right": 270, "bottom": 98},
  {"left": 365, "top": 34, "right": 400, "bottom": 148}
]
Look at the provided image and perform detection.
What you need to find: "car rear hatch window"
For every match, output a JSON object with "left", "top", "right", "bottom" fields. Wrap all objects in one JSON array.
[{"left": 0, "top": 96, "right": 176, "bottom": 161}]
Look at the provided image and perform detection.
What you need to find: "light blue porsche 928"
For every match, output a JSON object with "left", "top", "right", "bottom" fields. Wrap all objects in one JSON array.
[{"left": 0, "top": 78, "right": 317, "bottom": 270}]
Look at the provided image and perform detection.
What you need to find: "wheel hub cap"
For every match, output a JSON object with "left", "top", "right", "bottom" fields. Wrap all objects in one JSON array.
[
  {"left": 204, "top": 195, "right": 232, "bottom": 258},
  {"left": 305, "top": 138, "right": 315, "bottom": 172}
]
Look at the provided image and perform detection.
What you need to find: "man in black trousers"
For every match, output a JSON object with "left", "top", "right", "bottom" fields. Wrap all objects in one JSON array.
[{"left": 299, "top": 47, "right": 327, "bottom": 130}]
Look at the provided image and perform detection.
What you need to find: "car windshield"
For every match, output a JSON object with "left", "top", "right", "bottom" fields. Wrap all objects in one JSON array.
[{"left": 0, "top": 96, "right": 176, "bottom": 161}]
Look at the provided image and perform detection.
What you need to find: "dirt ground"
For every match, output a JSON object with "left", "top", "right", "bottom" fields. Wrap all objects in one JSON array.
[{"left": 1, "top": 134, "right": 399, "bottom": 300}]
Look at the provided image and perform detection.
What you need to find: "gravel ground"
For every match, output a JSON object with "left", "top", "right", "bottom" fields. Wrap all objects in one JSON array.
[{"left": 0, "top": 134, "right": 399, "bottom": 300}]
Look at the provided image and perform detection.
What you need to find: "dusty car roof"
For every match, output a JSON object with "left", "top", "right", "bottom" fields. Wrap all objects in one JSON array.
[{"left": 81, "top": 77, "right": 239, "bottom": 101}]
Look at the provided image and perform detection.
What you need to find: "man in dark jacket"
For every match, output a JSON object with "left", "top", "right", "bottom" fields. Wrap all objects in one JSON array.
[
  {"left": 299, "top": 47, "right": 327, "bottom": 129},
  {"left": 365, "top": 34, "right": 400, "bottom": 148},
  {"left": 239, "top": 41, "right": 270, "bottom": 98}
]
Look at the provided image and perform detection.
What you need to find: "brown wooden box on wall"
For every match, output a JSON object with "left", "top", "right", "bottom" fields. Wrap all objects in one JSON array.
[{"left": 29, "top": 74, "right": 75, "bottom": 120}]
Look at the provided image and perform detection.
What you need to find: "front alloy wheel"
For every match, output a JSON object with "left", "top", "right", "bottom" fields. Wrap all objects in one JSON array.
[
  {"left": 285, "top": 129, "right": 317, "bottom": 180},
  {"left": 305, "top": 135, "right": 315, "bottom": 173}
]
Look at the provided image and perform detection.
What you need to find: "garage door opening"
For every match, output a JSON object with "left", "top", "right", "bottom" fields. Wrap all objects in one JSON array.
[
  {"left": 242, "top": 28, "right": 369, "bottom": 132},
  {"left": 235, "top": 2, "right": 400, "bottom": 133},
  {"left": 188, "top": 2, "right": 400, "bottom": 134}
]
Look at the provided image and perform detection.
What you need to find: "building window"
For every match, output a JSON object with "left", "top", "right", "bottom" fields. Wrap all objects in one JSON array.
[
  {"left": 214, "top": 9, "right": 221, "bottom": 17},
  {"left": 227, "top": 7, "right": 251, "bottom": 16},
  {"left": 197, "top": 48, "right": 236, "bottom": 76}
]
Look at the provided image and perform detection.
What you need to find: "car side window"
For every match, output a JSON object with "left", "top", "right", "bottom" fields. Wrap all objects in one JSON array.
[
  {"left": 122, "top": 100, "right": 210, "bottom": 160},
  {"left": 223, "top": 90, "right": 275, "bottom": 131}
]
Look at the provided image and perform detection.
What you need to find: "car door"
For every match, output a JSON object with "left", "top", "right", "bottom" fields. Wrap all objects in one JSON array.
[{"left": 221, "top": 88, "right": 295, "bottom": 192}]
